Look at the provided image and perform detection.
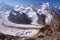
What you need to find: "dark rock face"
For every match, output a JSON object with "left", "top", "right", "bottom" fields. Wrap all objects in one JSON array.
[
  {"left": 36, "top": 13, "right": 45, "bottom": 25},
  {"left": 8, "top": 10, "right": 32, "bottom": 24}
]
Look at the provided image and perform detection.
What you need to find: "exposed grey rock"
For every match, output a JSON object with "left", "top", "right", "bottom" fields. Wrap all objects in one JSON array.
[
  {"left": 36, "top": 13, "right": 45, "bottom": 25},
  {"left": 8, "top": 10, "right": 32, "bottom": 24}
]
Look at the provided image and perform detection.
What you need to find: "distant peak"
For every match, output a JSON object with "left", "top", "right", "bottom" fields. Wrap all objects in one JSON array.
[
  {"left": 15, "top": 5, "right": 20, "bottom": 8},
  {"left": 58, "top": 6, "right": 60, "bottom": 9}
]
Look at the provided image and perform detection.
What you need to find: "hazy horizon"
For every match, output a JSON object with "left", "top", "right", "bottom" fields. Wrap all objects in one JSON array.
[{"left": 0, "top": 0, "right": 60, "bottom": 7}]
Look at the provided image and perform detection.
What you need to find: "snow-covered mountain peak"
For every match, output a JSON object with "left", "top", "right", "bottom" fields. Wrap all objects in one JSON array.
[
  {"left": 26, "top": 4, "right": 34, "bottom": 10},
  {"left": 58, "top": 6, "right": 60, "bottom": 10},
  {"left": 14, "top": 5, "right": 26, "bottom": 12},
  {"left": 41, "top": 2, "right": 50, "bottom": 10},
  {"left": 15, "top": 5, "right": 20, "bottom": 8}
]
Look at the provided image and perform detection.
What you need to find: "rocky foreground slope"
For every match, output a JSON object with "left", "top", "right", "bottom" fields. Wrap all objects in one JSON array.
[{"left": 0, "top": 24, "right": 60, "bottom": 40}]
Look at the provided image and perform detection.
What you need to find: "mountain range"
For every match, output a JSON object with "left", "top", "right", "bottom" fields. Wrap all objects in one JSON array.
[{"left": 0, "top": 1, "right": 60, "bottom": 17}]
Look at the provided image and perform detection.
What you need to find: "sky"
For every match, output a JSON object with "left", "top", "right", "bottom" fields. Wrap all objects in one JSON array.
[{"left": 0, "top": 0, "right": 60, "bottom": 6}]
